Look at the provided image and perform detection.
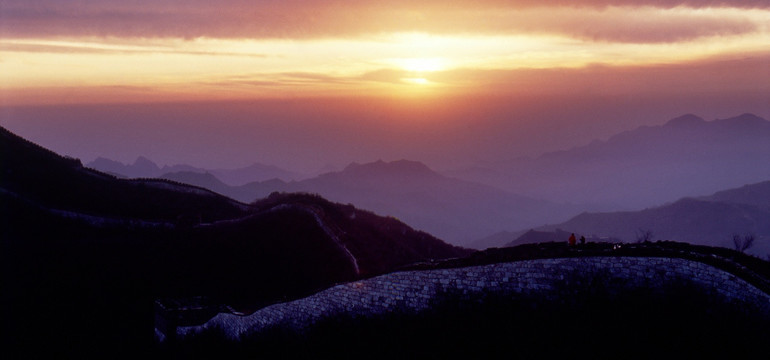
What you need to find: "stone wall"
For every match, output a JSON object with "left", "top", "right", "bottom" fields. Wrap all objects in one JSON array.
[{"left": 177, "top": 256, "right": 770, "bottom": 341}]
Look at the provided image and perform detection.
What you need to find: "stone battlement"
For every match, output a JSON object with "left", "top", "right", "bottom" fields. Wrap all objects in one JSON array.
[{"left": 176, "top": 256, "right": 770, "bottom": 341}]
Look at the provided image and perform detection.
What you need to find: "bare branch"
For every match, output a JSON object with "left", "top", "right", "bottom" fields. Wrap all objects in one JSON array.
[{"left": 635, "top": 229, "right": 654, "bottom": 243}]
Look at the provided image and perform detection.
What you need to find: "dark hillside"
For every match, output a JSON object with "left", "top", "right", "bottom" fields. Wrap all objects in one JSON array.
[
  {"left": 1, "top": 183, "right": 359, "bottom": 356},
  {"left": 160, "top": 170, "right": 282, "bottom": 205},
  {"left": 1, "top": 191, "right": 465, "bottom": 358},
  {"left": 0, "top": 126, "right": 467, "bottom": 357},
  {"left": 158, "top": 159, "right": 580, "bottom": 246},
  {"left": 252, "top": 192, "right": 471, "bottom": 276},
  {"left": 0, "top": 126, "right": 246, "bottom": 223},
  {"left": 172, "top": 240, "right": 770, "bottom": 359}
]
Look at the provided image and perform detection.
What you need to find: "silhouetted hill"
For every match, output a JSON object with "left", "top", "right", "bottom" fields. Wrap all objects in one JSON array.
[
  {"left": 159, "top": 171, "right": 235, "bottom": 197},
  {"left": 0, "top": 127, "right": 247, "bottom": 223},
  {"left": 530, "top": 180, "right": 770, "bottom": 256},
  {"left": 250, "top": 192, "right": 471, "bottom": 276},
  {"left": 1, "top": 126, "right": 468, "bottom": 357},
  {"left": 290, "top": 159, "right": 581, "bottom": 246},
  {"left": 449, "top": 113, "right": 770, "bottom": 210},
  {"left": 159, "top": 159, "right": 581, "bottom": 246},
  {"left": 159, "top": 171, "right": 284, "bottom": 204}
]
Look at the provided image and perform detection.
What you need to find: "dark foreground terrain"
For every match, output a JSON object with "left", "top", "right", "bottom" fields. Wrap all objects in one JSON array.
[
  {"left": 2, "top": 125, "right": 769, "bottom": 358},
  {"left": 0, "top": 126, "right": 467, "bottom": 357},
  {"left": 166, "top": 242, "right": 770, "bottom": 359},
  {"left": 172, "top": 287, "right": 768, "bottom": 359}
]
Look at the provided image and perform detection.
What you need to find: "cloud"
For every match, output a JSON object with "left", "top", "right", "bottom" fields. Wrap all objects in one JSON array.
[
  {"left": 356, "top": 69, "right": 416, "bottom": 84},
  {"left": 430, "top": 52, "right": 770, "bottom": 97},
  {"left": 1, "top": 1, "right": 767, "bottom": 42},
  {"left": 0, "top": 41, "right": 270, "bottom": 57},
  {"left": 189, "top": 51, "right": 770, "bottom": 98},
  {"left": 405, "top": 7, "right": 762, "bottom": 43}
]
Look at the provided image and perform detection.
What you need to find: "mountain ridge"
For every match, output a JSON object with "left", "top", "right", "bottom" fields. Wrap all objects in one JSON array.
[
  {"left": 502, "top": 180, "right": 770, "bottom": 256},
  {"left": 157, "top": 158, "right": 582, "bottom": 246},
  {"left": 1, "top": 125, "right": 469, "bottom": 355},
  {"left": 449, "top": 113, "right": 770, "bottom": 210},
  {"left": 86, "top": 156, "right": 305, "bottom": 185},
  {"left": 0, "top": 126, "right": 247, "bottom": 223}
]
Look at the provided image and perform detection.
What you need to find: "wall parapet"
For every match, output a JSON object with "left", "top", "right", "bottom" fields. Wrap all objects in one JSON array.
[{"left": 176, "top": 256, "right": 770, "bottom": 341}]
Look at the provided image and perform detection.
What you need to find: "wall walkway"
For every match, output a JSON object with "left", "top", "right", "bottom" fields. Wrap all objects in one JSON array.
[{"left": 177, "top": 256, "right": 770, "bottom": 340}]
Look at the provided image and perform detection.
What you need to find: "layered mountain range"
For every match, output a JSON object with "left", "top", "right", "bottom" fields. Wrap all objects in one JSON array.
[
  {"left": 88, "top": 155, "right": 582, "bottom": 246},
  {"left": 88, "top": 156, "right": 305, "bottom": 184},
  {"left": 4, "top": 112, "right": 770, "bottom": 355},
  {"left": 448, "top": 113, "right": 770, "bottom": 210},
  {"left": 88, "top": 113, "right": 770, "bottom": 250},
  {"left": 510, "top": 180, "right": 770, "bottom": 257},
  {"left": 148, "top": 160, "right": 580, "bottom": 246},
  {"left": 0, "top": 125, "right": 468, "bottom": 355}
]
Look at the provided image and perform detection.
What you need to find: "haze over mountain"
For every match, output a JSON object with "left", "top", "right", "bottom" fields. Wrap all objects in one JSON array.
[
  {"left": 3, "top": 124, "right": 464, "bottom": 276},
  {"left": 159, "top": 159, "right": 583, "bottom": 247},
  {"left": 87, "top": 156, "right": 305, "bottom": 184},
  {"left": 449, "top": 113, "right": 770, "bottom": 210},
  {"left": 468, "top": 230, "right": 527, "bottom": 250},
  {"left": 85, "top": 113, "right": 770, "bottom": 249},
  {"left": 3, "top": 0, "right": 770, "bottom": 356},
  {"left": 1, "top": 126, "right": 468, "bottom": 356},
  {"left": 511, "top": 179, "right": 770, "bottom": 257},
  {"left": 701, "top": 180, "right": 770, "bottom": 209}
]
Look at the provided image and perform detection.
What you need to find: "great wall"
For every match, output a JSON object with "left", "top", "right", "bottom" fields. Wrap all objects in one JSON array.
[{"left": 166, "top": 255, "right": 770, "bottom": 342}]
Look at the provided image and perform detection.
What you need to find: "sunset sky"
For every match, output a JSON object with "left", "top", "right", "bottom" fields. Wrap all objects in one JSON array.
[{"left": 1, "top": 0, "right": 769, "bottom": 171}]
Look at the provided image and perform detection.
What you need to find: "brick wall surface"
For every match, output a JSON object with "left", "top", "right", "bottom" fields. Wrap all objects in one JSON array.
[{"left": 178, "top": 256, "right": 770, "bottom": 340}]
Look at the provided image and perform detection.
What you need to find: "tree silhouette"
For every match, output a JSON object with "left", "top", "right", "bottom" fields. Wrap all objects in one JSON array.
[
  {"left": 635, "top": 229, "right": 654, "bottom": 243},
  {"left": 732, "top": 233, "right": 755, "bottom": 253}
]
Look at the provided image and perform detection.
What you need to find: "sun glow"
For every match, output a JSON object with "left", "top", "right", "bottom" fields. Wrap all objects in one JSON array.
[
  {"left": 2, "top": 3, "right": 770, "bottom": 106},
  {"left": 396, "top": 58, "right": 446, "bottom": 72},
  {"left": 403, "top": 77, "right": 430, "bottom": 85}
]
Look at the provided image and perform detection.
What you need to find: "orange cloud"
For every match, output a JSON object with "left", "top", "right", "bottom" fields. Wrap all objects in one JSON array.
[
  {"left": 3, "top": 52, "right": 766, "bottom": 106},
  {"left": 1, "top": 1, "right": 767, "bottom": 42}
]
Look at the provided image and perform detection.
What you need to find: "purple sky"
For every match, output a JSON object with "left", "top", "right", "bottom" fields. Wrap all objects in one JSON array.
[{"left": 2, "top": 92, "right": 767, "bottom": 174}]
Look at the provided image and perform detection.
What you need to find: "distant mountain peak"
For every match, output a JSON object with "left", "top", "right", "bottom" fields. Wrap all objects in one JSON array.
[
  {"left": 664, "top": 114, "right": 705, "bottom": 128},
  {"left": 91, "top": 156, "right": 118, "bottom": 163},
  {"left": 720, "top": 113, "right": 767, "bottom": 127},
  {"left": 389, "top": 159, "right": 433, "bottom": 171},
  {"left": 133, "top": 156, "right": 158, "bottom": 167},
  {"left": 167, "top": 170, "right": 219, "bottom": 181},
  {"left": 342, "top": 159, "right": 435, "bottom": 177},
  {"left": 126, "top": 156, "right": 160, "bottom": 178},
  {"left": 733, "top": 113, "right": 763, "bottom": 121},
  {"left": 342, "top": 162, "right": 361, "bottom": 171},
  {"left": 88, "top": 157, "right": 123, "bottom": 167}
]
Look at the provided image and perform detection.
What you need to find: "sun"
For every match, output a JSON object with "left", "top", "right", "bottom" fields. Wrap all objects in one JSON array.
[{"left": 389, "top": 58, "right": 444, "bottom": 86}]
